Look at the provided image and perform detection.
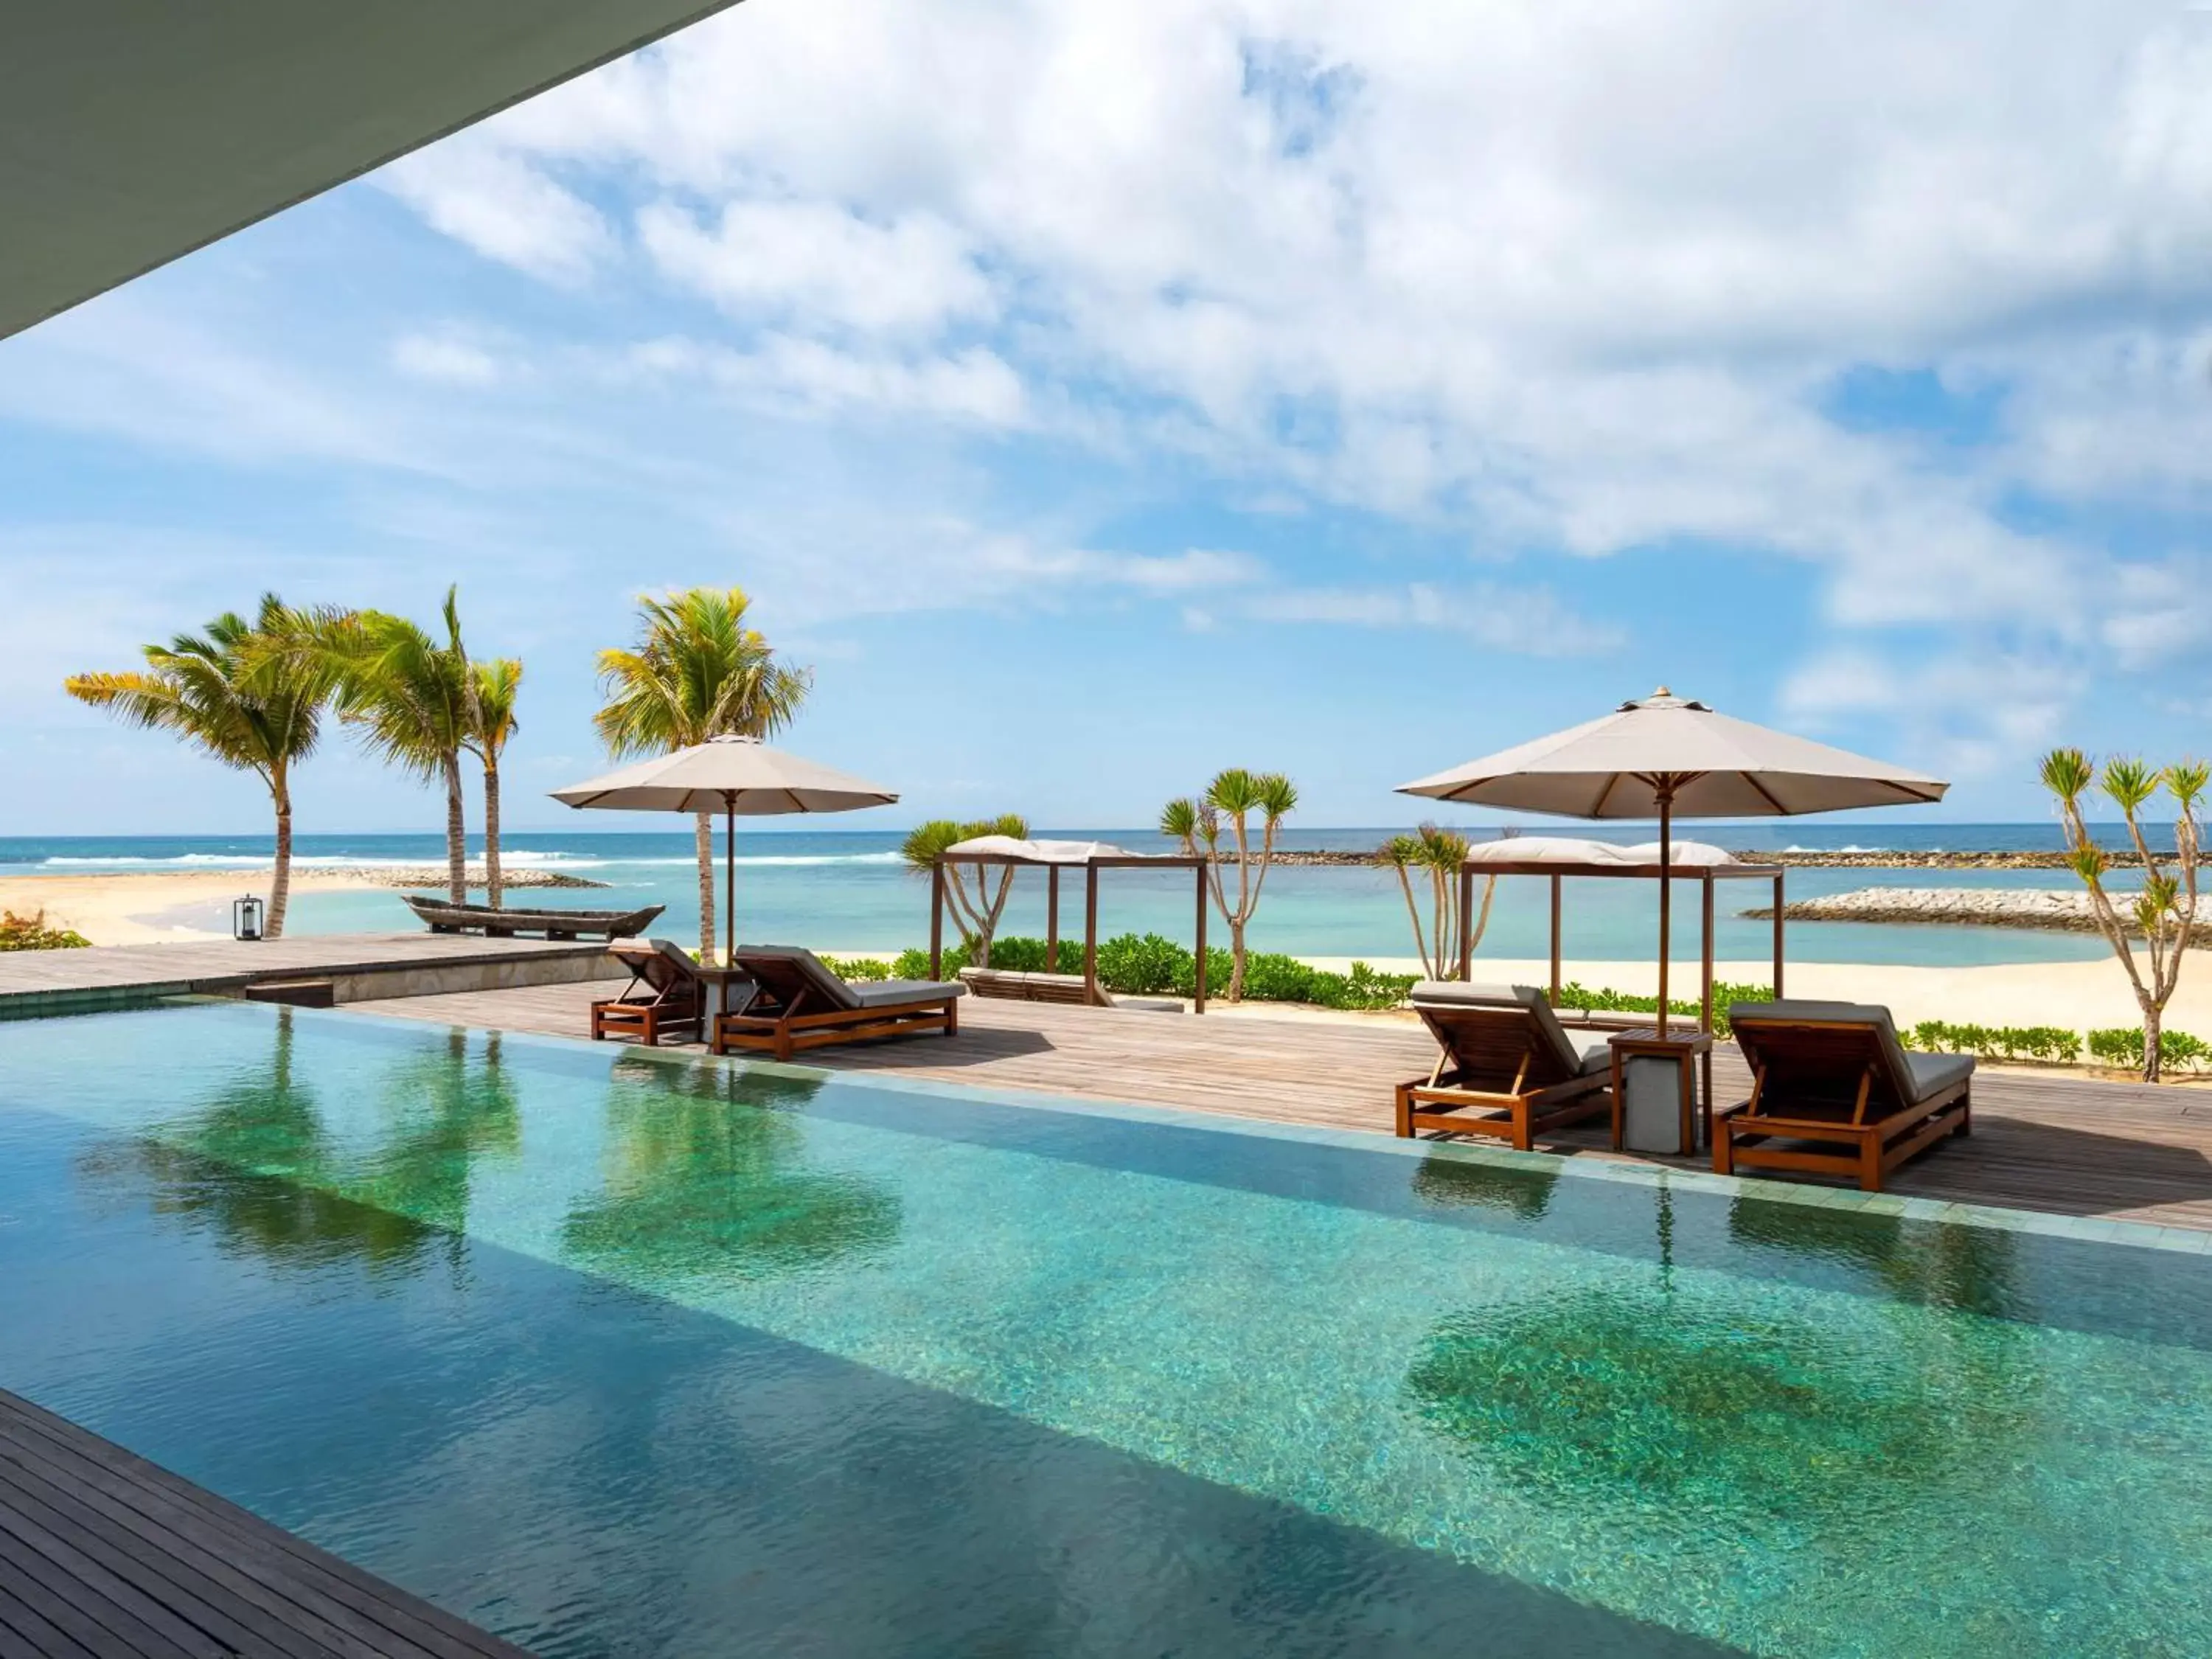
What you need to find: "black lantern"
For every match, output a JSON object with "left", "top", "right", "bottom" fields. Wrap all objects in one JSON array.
[{"left": 232, "top": 894, "right": 266, "bottom": 941}]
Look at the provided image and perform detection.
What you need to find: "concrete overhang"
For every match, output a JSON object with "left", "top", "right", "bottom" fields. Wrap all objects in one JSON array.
[{"left": 1, "top": 0, "right": 742, "bottom": 340}]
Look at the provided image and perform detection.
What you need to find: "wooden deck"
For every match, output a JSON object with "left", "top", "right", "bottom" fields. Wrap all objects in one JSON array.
[
  {"left": 352, "top": 980, "right": 2212, "bottom": 1234},
  {"left": 0, "top": 1389, "right": 530, "bottom": 1659}
]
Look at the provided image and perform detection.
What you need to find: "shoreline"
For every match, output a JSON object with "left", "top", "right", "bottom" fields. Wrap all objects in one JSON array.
[{"left": 0, "top": 867, "right": 599, "bottom": 947}]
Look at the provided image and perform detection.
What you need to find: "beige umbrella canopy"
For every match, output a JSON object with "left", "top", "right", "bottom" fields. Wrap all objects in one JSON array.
[
  {"left": 1399, "top": 689, "right": 1947, "bottom": 1031},
  {"left": 551, "top": 735, "right": 897, "bottom": 964}
]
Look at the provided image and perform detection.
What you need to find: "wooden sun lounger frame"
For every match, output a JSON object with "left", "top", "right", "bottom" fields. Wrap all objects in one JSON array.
[
  {"left": 1394, "top": 998, "right": 1613, "bottom": 1152},
  {"left": 589, "top": 940, "right": 705, "bottom": 1046},
  {"left": 1716, "top": 1014, "right": 1972, "bottom": 1192},
  {"left": 710, "top": 957, "right": 960, "bottom": 1062}
]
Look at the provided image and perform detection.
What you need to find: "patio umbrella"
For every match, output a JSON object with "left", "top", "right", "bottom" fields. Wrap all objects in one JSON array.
[
  {"left": 1397, "top": 689, "right": 1947, "bottom": 1032},
  {"left": 550, "top": 734, "right": 897, "bottom": 966}
]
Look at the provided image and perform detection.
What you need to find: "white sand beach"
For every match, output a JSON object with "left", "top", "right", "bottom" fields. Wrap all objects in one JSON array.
[
  {"left": 1253, "top": 953, "right": 2212, "bottom": 1037},
  {"left": 0, "top": 870, "right": 392, "bottom": 945},
  {"left": 0, "top": 867, "right": 582, "bottom": 947}
]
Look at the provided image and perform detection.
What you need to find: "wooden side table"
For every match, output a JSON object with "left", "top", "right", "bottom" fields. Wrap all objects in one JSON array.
[{"left": 1610, "top": 1027, "right": 1714, "bottom": 1155}]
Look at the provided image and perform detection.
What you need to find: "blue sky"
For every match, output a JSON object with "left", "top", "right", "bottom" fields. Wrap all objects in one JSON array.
[{"left": 4, "top": 0, "right": 2212, "bottom": 836}]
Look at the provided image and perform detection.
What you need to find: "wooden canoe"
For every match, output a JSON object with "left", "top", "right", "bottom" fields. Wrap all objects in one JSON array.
[{"left": 403, "top": 894, "right": 665, "bottom": 940}]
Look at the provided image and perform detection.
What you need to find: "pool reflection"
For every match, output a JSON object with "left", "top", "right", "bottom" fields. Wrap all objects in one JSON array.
[{"left": 560, "top": 1057, "right": 902, "bottom": 1285}]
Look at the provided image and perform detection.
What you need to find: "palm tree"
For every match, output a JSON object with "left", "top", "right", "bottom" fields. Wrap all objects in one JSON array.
[
  {"left": 594, "top": 588, "right": 813, "bottom": 959},
  {"left": 900, "top": 814, "right": 1029, "bottom": 967},
  {"left": 321, "top": 590, "right": 473, "bottom": 903},
  {"left": 465, "top": 657, "right": 524, "bottom": 909},
  {"left": 1163, "top": 768, "right": 1297, "bottom": 1001},
  {"left": 64, "top": 594, "right": 331, "bottom": 938},
  {"left": 1380, "top": 823, "right": 1481, "bottom": 980}
]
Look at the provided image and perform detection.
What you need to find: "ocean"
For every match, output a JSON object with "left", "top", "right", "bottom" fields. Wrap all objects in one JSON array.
[{"left": 0, "top": 824, "right": 2132, "bottom": 968}]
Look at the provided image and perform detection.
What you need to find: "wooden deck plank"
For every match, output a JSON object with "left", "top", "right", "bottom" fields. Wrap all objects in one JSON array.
[
  {"left": 0, "top": 1422, "right": 423, "bottom": 1659},
  {"left": 350, "top": 979, "right": 2212, "bottom": 1234},
  {"left": 0, "top": 1583, "right": 102, "bottom": 1659},
  {"left": 0, "top": 1393, "right": 531, "bottom": 1659},
  {"left": 0, "top": 1395, "right": 524, "bottom": 1659}
]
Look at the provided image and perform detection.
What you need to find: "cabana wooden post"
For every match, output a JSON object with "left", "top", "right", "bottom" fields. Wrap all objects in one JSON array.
[
  {"left": 931, "top": 847, "right": 1211, "bottom": 1012},
  {"left": 1453, "top": 856, "right": 1785, "bottom": 1034}
]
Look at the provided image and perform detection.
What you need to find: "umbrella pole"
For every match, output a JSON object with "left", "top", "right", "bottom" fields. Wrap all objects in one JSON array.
[
  {"left": 1656, "top": 782, "right": 1673, "bottom": 1037},
  {"left": 725, "top": 796, "right": 737, "bottom": 970}
]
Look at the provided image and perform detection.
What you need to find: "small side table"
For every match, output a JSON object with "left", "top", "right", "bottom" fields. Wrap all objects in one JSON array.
[
  {"left": 692, "top": 965, "right": 758, "bottom": 1026},
  {"left": 1610, "top": 1027, "right": 1714, "bottom": 1155}
]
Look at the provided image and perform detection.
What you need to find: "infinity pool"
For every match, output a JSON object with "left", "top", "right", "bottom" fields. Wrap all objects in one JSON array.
[{"left": 4, "top": 1001, "right": 2211, "bottom": 1656}]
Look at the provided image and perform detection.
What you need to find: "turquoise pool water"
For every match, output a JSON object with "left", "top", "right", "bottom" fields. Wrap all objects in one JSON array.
[{"left": 4, "top": 1002, "right": 2211, "bottom": 1656}]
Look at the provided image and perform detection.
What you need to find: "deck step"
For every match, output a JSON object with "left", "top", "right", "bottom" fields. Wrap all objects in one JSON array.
[{"left": 242, "top": 978, "right": 337, "bottom": 1009}]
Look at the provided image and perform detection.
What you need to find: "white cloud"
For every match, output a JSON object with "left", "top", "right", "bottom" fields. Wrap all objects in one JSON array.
[
  {"left": 392, "top": 329, "right": 505, "bottom": 386},
  {"left": 626, "top": 333, "right": 1029, "bottom": 425},
  {"left": 0, "top": 293, "right": 415, "bottom": 470},
  {"left": 1781, "top": 645, "right": 2082, "bottom": 780},
  {"left": 378, "top": 139, "right": 611, "bottom": 285},
  {"left": 1245, "top": 580, "right": 1623, "bottom": 656},
  {"left": 639, "top": 199, "right": 997, "bottom": 337}
]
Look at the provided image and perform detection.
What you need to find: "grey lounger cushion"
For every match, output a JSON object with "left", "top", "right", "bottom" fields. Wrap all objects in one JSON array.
[
  {"left": 1728, "top": 998, "right": 1973, "bottom": 1105},
  {"left": 735, "top": 945, "right": 964, "bottom": 1010},
  {"left": 1410, "top": 981, "right": 1605, "bottom": 1077},
  {"left": 848, "top": 977, "right": 965, "bottom": 1007}
]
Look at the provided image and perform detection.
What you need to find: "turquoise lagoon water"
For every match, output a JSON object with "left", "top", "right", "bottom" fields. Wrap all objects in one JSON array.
[
  {"left": 0, "top": 825, "right": 2124, "bottom": 966},
  {"left": 4, "top": 1000, "right": 2211, "bottom": 1655}
]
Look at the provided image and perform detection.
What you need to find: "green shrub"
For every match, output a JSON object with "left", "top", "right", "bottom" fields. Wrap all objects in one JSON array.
[
  {"left": 821, "top": 953, "right": 891, "bottom": 982},
  {"left": 0, "top": 910, "right": 91, "bottom": 951},
  {"left": 1551, "top": 981, "right": 1772, "bottom": 1035},
  {"left": 2090, "top": 1027, "right": 2212, "bottom": 1071},
  {"left": 1093, "top": 932, "right": 1199, "bottom": 995},
  {"left": 1911, "top": 1021, "right": 2081, "bottom": 1064},
  {"left": 886, "top": 932, "right": 1419, "bottom": 1010},
  {"left": 985, "top": 936, "right": 1084, "bottom": 974}
]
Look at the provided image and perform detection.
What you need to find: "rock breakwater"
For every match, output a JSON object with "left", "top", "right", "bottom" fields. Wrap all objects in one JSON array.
[
  {"left": 364, "top": 865, "right": 607, "bottom": 891},
  {"left": 1750, "top": 886, "right": 2212, "bottom": 944}
]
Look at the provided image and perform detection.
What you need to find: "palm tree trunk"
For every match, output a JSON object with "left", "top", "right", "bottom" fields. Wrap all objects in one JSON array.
[
  {"left": 694, "top": 811, "right": 717, "bottom": 961},
  {"left": 1228, "top": 919, "right": 1248, "bottom": 1001},
  {"left": 2144, "top": 1002, "right": 2164, "bottom": 1083},
  {"left": 483, "top": 757, "right": 503, "bottom": 910},
  {"left": 444, "top": 751, "right": 467, "bottom": 903},
  {"left": 268, "top": 771, "right": 293, "bottom": 940}
]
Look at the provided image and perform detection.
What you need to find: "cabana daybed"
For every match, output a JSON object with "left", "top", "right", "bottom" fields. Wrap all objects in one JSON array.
[{"left": 929, "top": 837, "right": 1213, "bottom": 1011}]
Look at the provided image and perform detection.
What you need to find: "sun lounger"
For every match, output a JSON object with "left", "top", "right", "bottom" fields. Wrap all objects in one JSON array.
[
  {"left": 1394, "top": 982, "right": 1614, "bottom": 1150},
  {"left": 1718, "top": 1000, "right": 1973, "bottom": 1192},
  {"left": 710, "top": 945, "right": 964, "bottom": 1060},
  {"left": 590, "top": 939, "right": 707, "bottom": 1046}
]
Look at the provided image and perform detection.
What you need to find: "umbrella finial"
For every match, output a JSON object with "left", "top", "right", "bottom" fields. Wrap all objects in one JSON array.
[{"left": 1654, "top": 685, "right": 1671, "bottom": 698}]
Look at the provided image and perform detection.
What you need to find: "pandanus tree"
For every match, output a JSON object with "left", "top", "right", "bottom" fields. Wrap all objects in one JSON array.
[
  {"left": 900, "top": 814, "right": 1029, "bottom": 967},
  {"left": 64, "top": 594, "right": 332, "bottom": 938},
  {"left": 1381, "top": 823, "right": 1486, "bottom": 981},
  {"left": 1163, "top": 768, "right": 1297, "bottom": 1001},
  {"left": 465, "top": 657, "right": 523, "bottom": 908},
  {"left": 594, "top": 588, "right": 812, "bottom": 960},
  {"left": 2041, "top": 748, "right": 2206, "bottom": 1080}
]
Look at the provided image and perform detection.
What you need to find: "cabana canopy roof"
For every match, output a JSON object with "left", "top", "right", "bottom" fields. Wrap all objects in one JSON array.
[
  {"left": 2, "top": 0, "right": 742, "bottom": 340},
  {"left": 1461, "top": 836, "right": 1756, "bottom": 872},
  {"left": 946, "top": 836, "right": 1135, "bottom": 865},
  {"left": 942, "top": 836, "right": 1203, "bottom": 869}
]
